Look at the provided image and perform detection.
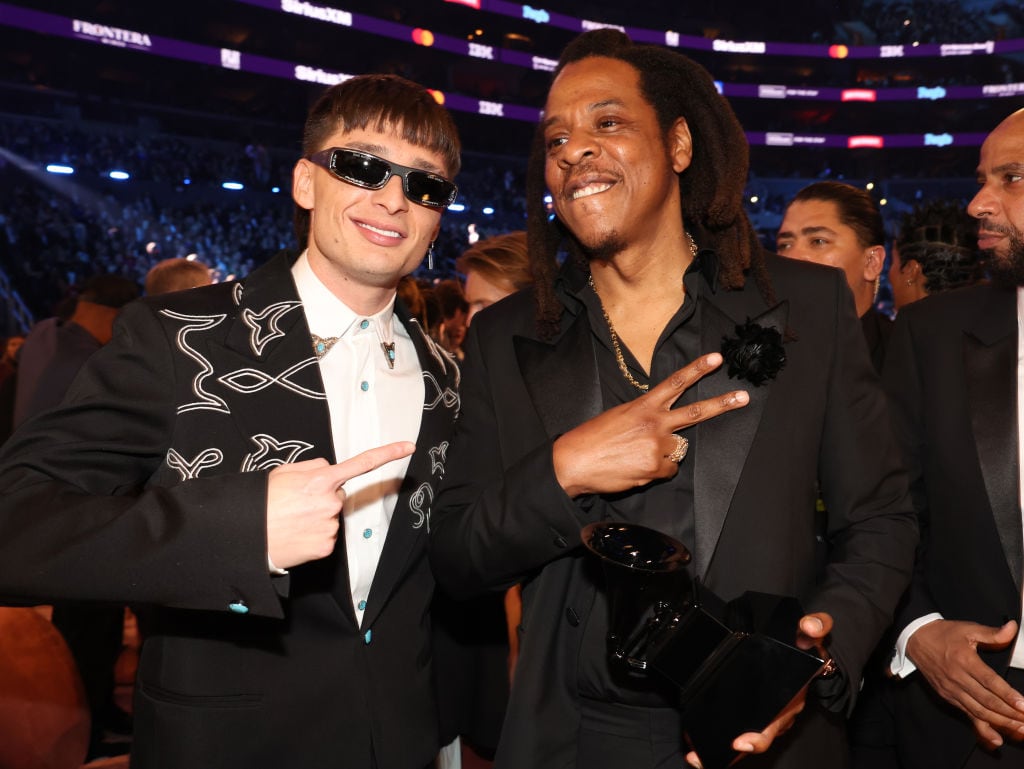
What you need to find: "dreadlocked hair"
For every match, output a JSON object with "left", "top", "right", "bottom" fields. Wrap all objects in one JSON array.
[{"left": 527, "top": 29, "right": 773, "bottom": 340}]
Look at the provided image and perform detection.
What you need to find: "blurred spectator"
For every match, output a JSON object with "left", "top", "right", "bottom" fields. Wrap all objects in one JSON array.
[
  {"left": 777, "top": 180, "right": 890, "bottom": 371},
  {"left": 397, "top": 275, "right": 428, "bottom": 326},
  {"left": 144, "top": 257, "right": 213, "bottom": 295},
  {"left": 427, "top": 279, "right": 469, "bottom": 361},
  {"left": 888, "top": 198, "right": 983, "bottom": 310},
  {"left": 12, "top": 272, "right": 140, "bottom": 762},
  {"left": 456, "top": 231, "right": 531, "bottom": 324},
  {"left": 14, "top": 274, "right": 140, "bottom": 426},
  {"left": 0, "top": 335, "right": 24, "bottom": 381},
  {"left": 0, "top": 335, "right": 24, "bottom": 443}
]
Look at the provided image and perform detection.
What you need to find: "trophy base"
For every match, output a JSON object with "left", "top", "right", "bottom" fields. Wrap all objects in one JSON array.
[{"left": 648, "top": 590, "right": 826, "bottom": 769}]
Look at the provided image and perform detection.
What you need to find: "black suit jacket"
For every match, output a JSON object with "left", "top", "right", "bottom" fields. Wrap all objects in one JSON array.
[
  {"left": 431, "top": 253, "right": 916, "bottom": 769},
  {"left": 0, "top": 252, "right": 461, "bottom": 769},
  {"left": 883, "top": 283, "right": 1021, "bottom": 769}
]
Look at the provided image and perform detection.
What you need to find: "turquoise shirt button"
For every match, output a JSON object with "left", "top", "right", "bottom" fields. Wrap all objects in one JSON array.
[
  {"left": 360, "top": 319, "right": 369, "bottom": 329},
  {"left": 360, "top": 381, "right": 369, "bottom": 392},
  {"left": 358, "top": 600, "right": 367, "bottom": 611},
  {"left": 364, "top": 629, "right": 373, "bottom": 644},
  {"left": 363, "top": 528, "right": 372, "bottom": 539},
  {"left": 228, "top": 601, "right": 249, "bottom": 614}
]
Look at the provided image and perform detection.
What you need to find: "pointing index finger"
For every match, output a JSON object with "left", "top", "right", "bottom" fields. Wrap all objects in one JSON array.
[{"left": 332, "top": 441, "right": 416, "bottom": 486}]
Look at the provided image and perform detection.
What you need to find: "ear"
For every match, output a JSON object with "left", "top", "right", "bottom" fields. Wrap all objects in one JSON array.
[
  {"left": 863, "top": 245, "right": 885, "bottom": 282},
  {"left": 902, "top": 258, "right": 922, "bottom": 280},
  {"left": 668, "top": 117, "right": 693, "bottom": 174},
  {"left": 292, "top": 158, "right": 315, "bottom": 211}
]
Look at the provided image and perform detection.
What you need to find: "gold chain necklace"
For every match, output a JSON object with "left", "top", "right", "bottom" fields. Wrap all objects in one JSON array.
[
  {"left": 589, "top": 272, "right": 649, "bottom": 391},
  {"left": 587, "top": 231, "right": 698, "bottom": 393}
]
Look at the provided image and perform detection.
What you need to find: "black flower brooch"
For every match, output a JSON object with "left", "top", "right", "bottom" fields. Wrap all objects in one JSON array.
[{"left": 720, "top": 319, "right": 786, "bottom": 386}]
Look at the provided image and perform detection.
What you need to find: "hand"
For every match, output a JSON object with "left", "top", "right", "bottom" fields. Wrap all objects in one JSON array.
[
  {"left": 265, "top": 442, "right": 416, "bottom": 569},
  {"left": 907, "top": 619, "right": 1024, "bottom": 748},
  {"left": 684, "top": 613, "right": 833, "bottom": 769},
  {"left": 552, "top": 353, "right": 749, "bottom": 498}
]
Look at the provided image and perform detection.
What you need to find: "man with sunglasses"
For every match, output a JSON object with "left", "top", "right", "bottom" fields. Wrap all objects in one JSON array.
[{"left": 0, "top": 74, "right": 462, "bottom": 769}]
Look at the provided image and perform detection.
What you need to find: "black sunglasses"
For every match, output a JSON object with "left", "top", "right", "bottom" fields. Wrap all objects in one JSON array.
[{"left": 307, "top": 147, "right": 458, "bottom": 209}]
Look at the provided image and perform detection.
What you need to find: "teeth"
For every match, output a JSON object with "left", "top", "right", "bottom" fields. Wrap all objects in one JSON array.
[
  {"left": 359, "top": 222, "right": 402, "bottom": 238},
  {"left": 572, "top": 183, "right": 612, "bottom": 200}
]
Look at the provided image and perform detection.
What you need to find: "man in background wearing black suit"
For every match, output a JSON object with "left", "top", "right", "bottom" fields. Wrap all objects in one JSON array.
[{"left": 884, "top": 107, "right": 1024, "bottom": 768}]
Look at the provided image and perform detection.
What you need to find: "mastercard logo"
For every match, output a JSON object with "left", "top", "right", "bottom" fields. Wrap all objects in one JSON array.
[
  {"left": 412, "top": 28, "right": 435, "bottom": 46},
  {"left": 428, "top": 89, "right": 445, "bottom": 105},
  {"left": 828, "top": 44, "right": 849, "bottom": 59}
]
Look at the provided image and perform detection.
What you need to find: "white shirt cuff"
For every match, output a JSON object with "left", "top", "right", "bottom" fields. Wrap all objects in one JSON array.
[
  {"left": 890, "top": 612, "right": 943, "bottom": 678},
  {"left": 267, "top": 554, "right": 289, "bottom": 576}
]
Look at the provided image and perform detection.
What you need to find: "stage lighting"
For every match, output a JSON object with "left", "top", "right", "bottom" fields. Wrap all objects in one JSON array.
[
  {"left": 108, "top": 170, "right": 130, "bottom": 181},
  {"left": 46, "top": 164, "right": 74, "bottom": 175},
  {"left": 222, "top": 181, "right": 244, "bottom": 191}
]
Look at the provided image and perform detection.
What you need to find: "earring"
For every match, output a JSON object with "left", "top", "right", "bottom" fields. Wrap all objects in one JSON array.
[
  {"left": 905, "top": 279, "right": 914, "bottom": 286},
  {"left": 427, "top": 241, "right": 435, "bottom": 271}
]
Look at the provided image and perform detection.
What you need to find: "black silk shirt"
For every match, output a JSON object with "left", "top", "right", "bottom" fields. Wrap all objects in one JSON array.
[{"left": 557, "top": 251, "right": 718, "bottom": 707}]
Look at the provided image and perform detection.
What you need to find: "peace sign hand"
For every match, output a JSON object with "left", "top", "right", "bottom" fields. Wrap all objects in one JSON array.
[{"left": 552, "top": 353, "right": 748, "bottom": 498}]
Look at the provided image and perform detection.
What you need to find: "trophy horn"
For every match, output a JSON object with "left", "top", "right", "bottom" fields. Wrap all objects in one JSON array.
[{"left": 580, "top": 521, "right": 692, "bottom": 669}]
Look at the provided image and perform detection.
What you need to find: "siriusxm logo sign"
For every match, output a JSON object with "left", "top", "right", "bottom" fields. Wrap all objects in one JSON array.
[
  {"left": 758, "top": 85, "right": 787, "bottom": 99},
  {"left": 917, "top": 86, "right": 947, "bottom": 101},
  {"left": 221, "top": 49, "right": 240, "bottom": 71},
  {"left": 924, "top": 133, "right": 954, "bottom": 147},
  {"left": 522, "top": 5, "right": 550, "bottom": 23}
]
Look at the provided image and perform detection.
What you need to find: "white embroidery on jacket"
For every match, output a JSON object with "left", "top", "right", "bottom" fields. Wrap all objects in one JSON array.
[
  {"left": 410, "top": 482, "right": 433, "bottom": 530},
  {"left": 428, "top": 441, "right": 448, "bottom": 476},
  {"left": 166, "top": 448, "right": 224, "bottom": 480},
  {"left": 242, "top": 301, "right": 302, "bottom": 356},
  {"left": 162, "top": 309, "right": 230, "bottom": 414},
  {"left": 241, "top": 433, "right": 315, "bottom": 471},
  {"left": 422, "top": 371, "right": 459, "bottom": 413},
  {"left": 218, "top": 358, "right": 326, "bottom": 400}
]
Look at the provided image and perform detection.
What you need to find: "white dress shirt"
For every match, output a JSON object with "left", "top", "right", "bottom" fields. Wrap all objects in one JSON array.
[
  {"left": 892, "top": 286, "right": 1024, "bottom": 676},
  {"left": 292, "top": 252, "right": 424, "bottom": 626}
]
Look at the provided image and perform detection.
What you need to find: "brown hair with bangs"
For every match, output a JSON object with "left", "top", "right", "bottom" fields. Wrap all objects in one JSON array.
[{"left": 294, "top": 73, "right": 462, "bottom": 245}]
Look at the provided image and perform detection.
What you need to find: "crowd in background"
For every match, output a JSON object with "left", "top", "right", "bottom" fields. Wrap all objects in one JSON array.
[
  {"left": 0, "top": 112, "right": 528, "bottom": 322},
  {"left": 0, "top": 109, "right": 980, "bottom": 332}
]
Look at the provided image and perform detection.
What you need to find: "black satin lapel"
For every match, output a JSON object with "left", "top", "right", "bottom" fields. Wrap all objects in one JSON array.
[
  {"left": 514, "top": 311, "right": 603, "bottom": 438},
  {"left": 361, "top": 315, "right": 459, "bottom": 627},
  {"left": 693, "top": 299, "right": 789, "bottom": 579},
  {"left": 965, "top": 331, "right": 1022, "bottom": 592}
]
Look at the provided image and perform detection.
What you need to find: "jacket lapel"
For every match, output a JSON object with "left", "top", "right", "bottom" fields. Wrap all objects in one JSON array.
[
  {"left": 964, "top": 288, "right": 1021, "bottom": 591},
  {"left": 513, "top": 309, "right": 603, "bottom": 438},
  {"left": 361, "top": 307, "right": 460, "bottom": 627},
  {"left": 693, "top": 296, "right": 788, "bottom": 578}
]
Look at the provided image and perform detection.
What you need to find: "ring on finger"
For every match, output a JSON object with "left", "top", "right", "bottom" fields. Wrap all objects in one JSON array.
[{"left": 666, "top": 434, "right": 689, "bottom": 463}]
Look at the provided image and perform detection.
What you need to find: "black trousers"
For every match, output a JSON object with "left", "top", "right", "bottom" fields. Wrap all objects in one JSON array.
[{"left": 576, "top": 698, "right": 687, "bottom": 769}]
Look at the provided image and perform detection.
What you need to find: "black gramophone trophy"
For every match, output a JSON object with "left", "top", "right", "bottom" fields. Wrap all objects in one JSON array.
[{"left": 581, "top": 521, "right": 831, "bottom": 769}]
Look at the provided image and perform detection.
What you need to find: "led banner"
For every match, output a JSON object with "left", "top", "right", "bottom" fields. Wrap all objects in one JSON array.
[
  {"left": 0, "top": 3, "right": 991, "bottom": 146},
  {"left": 451, "top": 0, "right": 1024, "bottom": 60},
  {"left": 230, "top": 0, "right": 1024, "bottom": 100}
]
